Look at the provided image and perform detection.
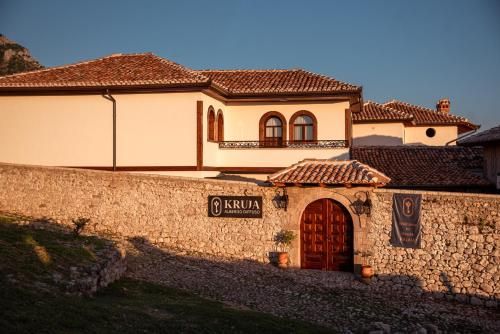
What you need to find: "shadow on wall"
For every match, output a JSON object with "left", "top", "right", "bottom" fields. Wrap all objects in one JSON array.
[
  {"left": 328, "top": 151, "right": 350, "bottom": 160},
  {"left": 353, "top": 135, "right": 404, "bottom": 146}
]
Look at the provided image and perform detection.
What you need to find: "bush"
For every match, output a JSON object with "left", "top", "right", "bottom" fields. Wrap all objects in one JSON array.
[
  {"left": 72, "top": 218, "right": 90, "bottom": 236},
  {"left": 274, "top": 230, "right": 295, "bottom": 252}
]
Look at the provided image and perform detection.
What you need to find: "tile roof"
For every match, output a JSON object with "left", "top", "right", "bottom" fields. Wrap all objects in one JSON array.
[
  {"left": 459, "top": 124, "right": 500, "bottom": 146},
  {"left": 352, "top": 101, "right": 414, "bottom": 123},
  {"left": 197, "top": 69, "right": 361, "bottom": 96},
  {"left": 383, "top": 100, "right": 478, "bottom": 132},
  {"left": 351, "top": 146, "right": 491, "bottom": 188},
  {"left": 0, "top": 53, "right": 361, "bottom": 96},
  {"left": 0, "top": 53, "right": 210, "bottom": 89},
  {"left": 268, "top": 159, "right": 390, "bottom": 186}
]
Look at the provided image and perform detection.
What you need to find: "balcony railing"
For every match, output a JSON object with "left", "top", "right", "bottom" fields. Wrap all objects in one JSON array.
[{"left": 218, "top": 140, "right": 348, "bottom": 149}]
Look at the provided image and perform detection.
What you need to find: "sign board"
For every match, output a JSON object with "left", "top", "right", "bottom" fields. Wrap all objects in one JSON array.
[
  {"left": 390, "top": 193, "right": 422, "bottom": 249},
  {"left": 208, "top": 196, "right": 263, "bottom": 218}
]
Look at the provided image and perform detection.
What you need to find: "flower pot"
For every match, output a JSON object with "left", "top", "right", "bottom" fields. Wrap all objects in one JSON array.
[
  {"left": 277, "top": 252, "right": 289, "bottom": 268},
  {"left": 361, "top": 265, "right": 374, "bottom": 278}
]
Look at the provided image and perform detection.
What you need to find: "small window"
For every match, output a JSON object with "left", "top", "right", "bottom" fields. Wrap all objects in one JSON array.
[
  {"left": 208, "top": 107, "right": 216, "bottom": 141},
  {"left": 216, "top": 111, "right": 224, "bottom": 141},
  {"left": 426, "top": 128, "right": 436, "bottom": 138},
  {"left": 289, "top": 111, "right": 317, "bottom": 142},
  {"left": 259, "top": 111, "right": 287, "bottom": 147},
  {"left": 293, "top": 115, "right": 314, "bottom": 141}
]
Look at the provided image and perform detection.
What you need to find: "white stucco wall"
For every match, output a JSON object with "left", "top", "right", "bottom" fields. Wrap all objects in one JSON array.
[
  {"left": 0, "top": 95, "right": 112, "bottom": 166},
  {"left": 201, "top": 93, "right": 226, "bottom": 167},
  {"left": 224, "top": 101, "right": 349, "bottom": 141},
  {"left": 200, "top": 95, "right": 350, "bottom": 168},
  {"left": 405, "top": 126, "right": 458, "bottom": 146},
  {"left": 217, "top": 147, "right": 349, "bottom": 167},
  {"left": 353, "top": 123, "right": 404, "bottom": 146},
  {"left": 0, "top": 92, "right": 350, "bottom": 171},
  {"left": 115, "top": 92, "right": 199, "bottom": 166},
  {"left": 0, "top": 92, "right": 201, "bottom": 167}
]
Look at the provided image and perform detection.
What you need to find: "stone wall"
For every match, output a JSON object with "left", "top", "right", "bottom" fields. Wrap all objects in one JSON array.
[
  {"left": 0, "top": 163, "right": 286, "bottom": 263},
  {"left": 369, "top": 189, "right": 499, "bottom": 306},
  {"left": 0, "top": 163, "right": 498, "bottom": 305}
]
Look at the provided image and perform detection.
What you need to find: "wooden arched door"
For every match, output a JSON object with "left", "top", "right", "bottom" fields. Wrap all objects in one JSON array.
[{"left": 301, "top": 199, "right": 353, "bottom": 271}]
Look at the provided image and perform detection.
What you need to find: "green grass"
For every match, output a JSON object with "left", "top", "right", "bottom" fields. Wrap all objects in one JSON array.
[
  {"left": 0, "top": 219, "right": 107, "bottom": 291},
  {"left": 0, "top": 218, "right": 333, "bottom": 334}
]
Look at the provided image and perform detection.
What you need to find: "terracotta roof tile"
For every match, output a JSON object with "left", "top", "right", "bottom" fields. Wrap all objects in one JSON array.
[
  {"left": 0, "top": 53, "right": 210, "bottom": 89},
  {"left": 353, "top": 101, "right": 414, "bottom": 123},
  {"left": 351, "top": 146, "right": 491, "bottom": 188},
  {"left": 197, "top": 69, "right": 361, "bottom": 96},
  {"left": 0, "top": 53, "right": 361, "bottom": 96},
  {"left": 384, "top": 100, "right": 478, "bottom": 132},
  {"left": 268, "top": 159, "right": 390, "bottom": 186},
  {"left": 459, "top": 124, "right": 500, "bottom": 146}
]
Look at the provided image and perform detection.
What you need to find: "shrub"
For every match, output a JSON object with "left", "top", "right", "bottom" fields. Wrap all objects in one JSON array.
[
  {"left": 274, "top": 230, "right": 295, "bottom": 252},
  {"left": 72, "top": 218, "right": 90, "bottom": 236}
]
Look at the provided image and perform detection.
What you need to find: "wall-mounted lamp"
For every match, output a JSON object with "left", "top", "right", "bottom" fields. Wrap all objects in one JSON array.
[
  {"left": 350, "top": 191, "right": 372, "bottom": 216},
  {"left": 272, "top": 188, "right": 288, "bottom": 211}
]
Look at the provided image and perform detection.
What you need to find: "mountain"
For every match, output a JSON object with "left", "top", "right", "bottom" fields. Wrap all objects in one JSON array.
[{"left": 0, "top": 34, "right": 43, "bottom": 76}]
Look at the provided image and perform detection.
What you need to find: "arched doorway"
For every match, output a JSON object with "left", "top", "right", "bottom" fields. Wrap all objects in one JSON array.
[{"left": 301, "top": 198, "right": 354, "bottom": 271}]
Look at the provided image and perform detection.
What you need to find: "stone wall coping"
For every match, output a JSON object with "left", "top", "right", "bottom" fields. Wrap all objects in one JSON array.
[
  {"left": 0, "top": 162, "right": 265, "bottom": 189},
  {"left": 374, "top": 187, "right": 500, "bottom": 199}
]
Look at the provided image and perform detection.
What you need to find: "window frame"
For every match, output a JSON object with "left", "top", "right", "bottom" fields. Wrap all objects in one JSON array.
[
  {"left": 259, "top": 111, "right": 287, "bottom": 147},
  {"left": 207, "top": 106, "right": 216, "bottom": 142},
  {"left": 289, "top": 110, "right": 318, "bottom": 142},
  {"left": 216, "top": 109, "right": 224, "bottom": 142}
]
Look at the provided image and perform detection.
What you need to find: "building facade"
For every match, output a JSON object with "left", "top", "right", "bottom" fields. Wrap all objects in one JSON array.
[
  {"left": 0, "top": 53, "right": 363, "bottom": 177},
  {"left": 0, "top": 52, "right": 478, "bottom": 178},
  {"left": 352, "top": 100, "right": 478, "bottom": 146}
]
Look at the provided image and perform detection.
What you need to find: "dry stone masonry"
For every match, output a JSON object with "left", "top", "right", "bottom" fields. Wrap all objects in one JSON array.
[
  {"left": 370, "top": 189, "right": 499, "bottom": 307},
  {"left": 0, "top": 163, "right": 498, "bottom": 305}
]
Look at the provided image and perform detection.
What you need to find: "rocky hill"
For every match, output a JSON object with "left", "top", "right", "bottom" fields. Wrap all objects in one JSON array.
[{"left": 0, "top": 34, "right": 43, "bottom": 76}]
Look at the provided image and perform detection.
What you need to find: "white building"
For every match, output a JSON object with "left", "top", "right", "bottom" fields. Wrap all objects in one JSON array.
[
  {"left": 352, "top": 100, "right": 478, "bottom": 146},
  {"left": 0, "top": 53, "right": 478, "bottom": 178}
]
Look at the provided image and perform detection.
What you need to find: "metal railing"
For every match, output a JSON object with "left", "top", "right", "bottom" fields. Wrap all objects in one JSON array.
[{"left": 218, "top": 140, "right": 348, "bottom": 149}]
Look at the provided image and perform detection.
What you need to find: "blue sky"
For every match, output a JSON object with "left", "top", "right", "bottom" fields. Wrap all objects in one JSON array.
[{"left": 1, "top": 0, "right": 499, "bottom": 129}]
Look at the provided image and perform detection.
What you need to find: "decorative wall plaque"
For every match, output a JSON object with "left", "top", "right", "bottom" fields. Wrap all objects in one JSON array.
[{"left": 208, "top": 196, "right": 263, "bottom": 218}]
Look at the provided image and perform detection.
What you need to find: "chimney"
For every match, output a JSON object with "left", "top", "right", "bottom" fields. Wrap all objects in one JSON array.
[{"left": 436, "top": 98, "right": 450, "bottom": 113}]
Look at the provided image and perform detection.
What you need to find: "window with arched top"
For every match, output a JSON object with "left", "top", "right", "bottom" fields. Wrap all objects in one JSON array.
[
  {"left": 216, "top": 110, "right": 224, "bottom": 141},
  {"left": 259, "top": 111, "right": 286, "bottom": 147},
  {"left": 207, "top": 106, "right": 216, "bottom": 141},
  {"left": 289, "top": 111, "right": 317, "bottom": 142}
]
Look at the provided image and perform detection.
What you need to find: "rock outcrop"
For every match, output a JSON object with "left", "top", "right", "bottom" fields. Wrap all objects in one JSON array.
[{"left": 0, "top": 34, "right": 43, "bottom": 76}]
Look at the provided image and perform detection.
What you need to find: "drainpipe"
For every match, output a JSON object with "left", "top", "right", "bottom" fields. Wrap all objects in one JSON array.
[
  {"left": 445, "top": 126, "right": 479, "bottom": 146},
  {"left": 102, "top": 89, "right": 116, "bottom": 171}
]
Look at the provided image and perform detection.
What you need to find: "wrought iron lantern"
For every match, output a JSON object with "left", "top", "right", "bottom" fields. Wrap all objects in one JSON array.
[
  {"left": 272, "top": 188, "right": 288, "bottom": 211},
  {"left": 350, "top": 191, "right": 372, "bottom": 216}
]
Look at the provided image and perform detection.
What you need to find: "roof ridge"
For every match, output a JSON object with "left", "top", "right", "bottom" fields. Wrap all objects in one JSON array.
[
  {"left": 197, "top": 68, "right": 299, "bottom": 73},
  {"left": 0, "top": 52, "right": 156, "bottom": 81},
  {"left": 384, "top": 99, "right": 471, "bottom": 123},
  {"left": 298, "top": 68, "right": 361, "bottom": 91},
  {"left": 148, "top": 54, "right": 209, "bottom": 82}
]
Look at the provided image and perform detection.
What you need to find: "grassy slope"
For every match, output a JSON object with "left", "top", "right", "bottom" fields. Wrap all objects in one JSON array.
[{"left": 0, "top": 218, "right": 333, "bottom": 334}]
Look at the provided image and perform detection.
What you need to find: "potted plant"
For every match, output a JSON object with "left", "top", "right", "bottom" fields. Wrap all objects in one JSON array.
[
  {"left": 273, "top": 230, "right": 295, "bottom": 268},
  {"left": 355, "top": 250, "right": 375, "bottom": 278}
]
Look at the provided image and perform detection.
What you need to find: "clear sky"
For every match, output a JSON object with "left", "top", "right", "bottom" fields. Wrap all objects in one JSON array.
[{"left": 1, "top": 0, "right": 499, "bottom": 129}]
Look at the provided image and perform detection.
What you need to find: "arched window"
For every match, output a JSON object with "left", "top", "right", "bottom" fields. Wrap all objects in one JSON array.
[
  {"left": 207, "top": 106, "right": 216, "bottom": 141},
  {"left": 216, "top": 110, "right": 224, "bottom": 141},
  {"left": 259, "top": 112, "right": 286, "bottom": 147},
  {"left": 289, "top": 111, "right": 317, "bottom": 142}
]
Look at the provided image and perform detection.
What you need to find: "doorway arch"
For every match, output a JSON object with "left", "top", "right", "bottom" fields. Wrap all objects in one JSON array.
[{"left": 300, "top": 198, "right": 354, "bottom": 271}]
